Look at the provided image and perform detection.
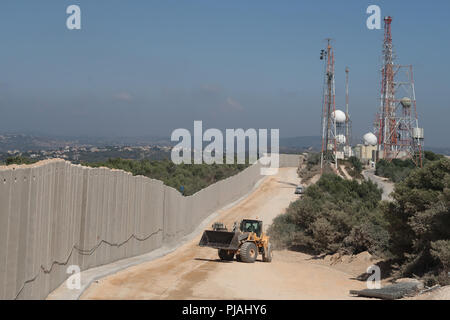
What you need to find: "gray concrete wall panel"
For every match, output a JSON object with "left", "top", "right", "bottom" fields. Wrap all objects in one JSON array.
[{"left": 0, "top": 157, "right": 280, "bottom": 299}]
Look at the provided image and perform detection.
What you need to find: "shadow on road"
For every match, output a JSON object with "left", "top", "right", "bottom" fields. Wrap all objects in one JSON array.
[
  {"left": 277, "top": 180, "right": 297, "bottom": 188},
  {"left": 194, "top": 258, "right": 233, "bottom": 263},
  {"left": 194, "top": 258, "right": 265, "bottom": 263},
  {"left": 306, "top": 253, "right": 328, "bottom": 261}
]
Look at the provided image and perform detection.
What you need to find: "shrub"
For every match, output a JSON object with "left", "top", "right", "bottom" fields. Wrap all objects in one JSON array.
[
  {"left": 375, "top": 158, "right": 416, "bottom": 182},
  {"left": 431, "top": 240, "right": 450, "bottom": 270},
  {"left": 375, "top": 151, "right": 444, "bottom": 183},
  {"left": 268, "top": 173, "right": 387, "bottom": 255},
  {"left": 348, "top": 156, "right": 363, "bottom": 175},
  {"left": 424, "top": 151, "right": 444, "bottom": 162},
  {"left": 85, "top": 158, "right": 248, "bottom": 196},
  {"left": 4, "top": 156, "right": 37, "bottom": 165},
  {"left": 306, "top": 153, "right": 321, "bottom": 167},
  {"left": 383, "top": 158, "right": 450, "bottom": 282}
]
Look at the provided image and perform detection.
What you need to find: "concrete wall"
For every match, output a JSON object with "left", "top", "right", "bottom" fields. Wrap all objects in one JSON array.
[
  {"left": 0, "top": 154, "right": 300, "bottom": 300},
  {"left": 0, "top": 159, "right": 266, "bottom": 299},
  {"left": 279, "top": 154, "right": 302, "bottom": 168}
]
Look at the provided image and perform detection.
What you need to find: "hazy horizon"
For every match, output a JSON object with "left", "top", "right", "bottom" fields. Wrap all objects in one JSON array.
[{"left": 1, "top": 1, "right": 449, "bottom": 147}]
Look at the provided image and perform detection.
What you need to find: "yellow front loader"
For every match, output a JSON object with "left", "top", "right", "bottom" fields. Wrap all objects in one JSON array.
[{"left": 198, "top": 219, "right": 272, "bottom": 263}]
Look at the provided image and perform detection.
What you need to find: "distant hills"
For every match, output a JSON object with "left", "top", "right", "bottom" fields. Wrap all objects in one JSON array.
[
  {"left": 0, "top": 134, "right": 72, "bottom": 153},
  {"left": 0, "top": 133, "right": 173, "bottom": 153},
  {"left": 0, "top": 133, "right": 322, "bottom": 153},
  {"left": 0, "top": 133, "right": 447, "bottom": 156},
  {"left": 280, "top": 136, "right": 321, "bottom": 150},
  {"left": 426, "top": 146, "right": 450, "bottom": 156}
]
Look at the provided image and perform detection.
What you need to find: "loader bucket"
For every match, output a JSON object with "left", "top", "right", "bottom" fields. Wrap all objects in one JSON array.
[{"left": 198, "top": 230, "right": 240, "bottom": 250}]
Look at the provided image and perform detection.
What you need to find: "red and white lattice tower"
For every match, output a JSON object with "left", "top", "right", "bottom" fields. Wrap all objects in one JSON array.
[
  {"left": 374, "top": 16, "right": 424, "bottom": 166},
  {"left": 320, "top": 39, "right": 338, "bottom": 170}
]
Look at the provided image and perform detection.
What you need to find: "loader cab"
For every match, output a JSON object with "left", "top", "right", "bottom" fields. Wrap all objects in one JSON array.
[{"left": 240, "top": 219, "right": 263, "bottom": 237}]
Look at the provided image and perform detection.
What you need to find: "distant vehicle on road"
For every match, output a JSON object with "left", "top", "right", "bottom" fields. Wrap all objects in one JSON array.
[{"left": 295, "top": 185, "right": 305, "bottom": 195}]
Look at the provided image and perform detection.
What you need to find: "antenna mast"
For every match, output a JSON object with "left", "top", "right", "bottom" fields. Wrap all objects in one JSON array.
[
  {"left": 345, "top": 66, "right": 352, "bottom": 157},
  {"left": 374, "top": 16, "right": 424, "bottom": 166},
  {"left": 320, "top": 39, "right": 338, "bottom": 171}
]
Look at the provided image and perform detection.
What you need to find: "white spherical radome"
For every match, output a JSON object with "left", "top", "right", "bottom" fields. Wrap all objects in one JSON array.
[
  {"left": 332, "top": 110, "right": 347, "bottom": 123},
  {"left": 363, "top": 132, "right": 377, "bottom": 146},
  {"left": 336, "top": 134, "right": 346, "bottom": 144}
]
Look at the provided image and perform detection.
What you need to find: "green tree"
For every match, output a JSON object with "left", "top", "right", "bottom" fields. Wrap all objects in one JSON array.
[
  {"left": 383, "top": 158, "right": 450, "bottom": 282},
  {"left": 85, "top": 158, "right": 248, "bottom": 196},
  {"left": 5, "top": 156, "right": 37, "bottom": 165},
  {"left": 348, "top": 156, "right": 363, "bottom": 175},
  {"left": 268, "top": 173, "right": 387, "bottom": 255}
]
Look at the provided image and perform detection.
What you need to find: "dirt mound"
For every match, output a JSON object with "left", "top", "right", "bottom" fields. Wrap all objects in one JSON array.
[{"left": 321, "top": 251, "right": 379, "bottom": 279}]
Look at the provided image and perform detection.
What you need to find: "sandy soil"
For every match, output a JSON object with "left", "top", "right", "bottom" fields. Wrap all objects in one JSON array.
[
  {"left": 340, "top": 165, "right": 352, "bottom": 180},
  {"left": 407, "top": 286, "right": 450, "bottom": 300},
  {"left": 81, "top": 168, "right": 370, "bottom": 300}
]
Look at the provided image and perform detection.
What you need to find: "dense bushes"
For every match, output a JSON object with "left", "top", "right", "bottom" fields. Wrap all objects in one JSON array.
[
  {"left": 348, "top": 156, "right": 363, "bottom": 175},
  {"left": 86, "top": 158, "right": 248, "bottom": 196},
  {"left": 3, "top": 156, "right": 37, "bottom": 165},
  {"left": 306, "top": 152, "right": 321, "bottom": 167},
  {"left": 382, "top": 158, "right": 450, "bottom": 284},
  {"left": 2, "top": 155, "right": 248, "bottom": 196},
  {"left": 339, "top": 156, "right": 363, "bottom": 179},
  {"left": 375, "top": 158, "right": 416, "bottom": 182},
  {"left": 375, "top": 151, "right": 444, "bottom": 183},
  {"left": 423, "top": 150, "right": 445, "bottom": 162},
  {"left": 268, "top": 174, "right": 388, "bottom": 255},
  {"left": 271, "top": 153, "right": 450, "bottom": 285}
]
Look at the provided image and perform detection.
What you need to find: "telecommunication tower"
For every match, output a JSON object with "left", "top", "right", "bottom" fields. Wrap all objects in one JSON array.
[
  {"left": 320, "top": 39, "right": 338, "bottom": 170},
  {"left": 374, "top": 16, "right": 424, "bottom": 166},
  {"left": 344, "top": 67, "right": 352, "bottom": 157}
]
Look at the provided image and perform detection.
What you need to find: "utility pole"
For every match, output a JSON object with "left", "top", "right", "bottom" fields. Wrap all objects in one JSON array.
[{"left": 345, "top": 67, "right": 350, "bottom": 156}]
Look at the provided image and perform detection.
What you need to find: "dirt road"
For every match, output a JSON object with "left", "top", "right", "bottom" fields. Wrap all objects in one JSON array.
[
  {"left": 81, "top": 168, "right": 368, "bottom": 300},
  {"left": 362, "top": 169, "right": 394, "bottom": 201}
]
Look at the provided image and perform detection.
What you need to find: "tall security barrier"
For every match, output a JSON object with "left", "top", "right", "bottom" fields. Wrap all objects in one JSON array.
[
  {"left": 0, "top": 154, "right": 300, "bottom": 300},
  {"left": 278, "top": 154, "right": 303, "bottom": 168}
]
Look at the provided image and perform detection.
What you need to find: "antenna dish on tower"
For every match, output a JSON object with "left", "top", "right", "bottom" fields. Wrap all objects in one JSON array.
[{"left": 400, "top": 97, "right": 412, "bottom": 108}]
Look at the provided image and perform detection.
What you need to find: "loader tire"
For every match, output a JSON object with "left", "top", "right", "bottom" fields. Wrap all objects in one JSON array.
[
  {"left": 240, "top": 242, "right": 257, "bottom": 263},
  {"left": 218, "top": 249, "right": 235, "bottom": 261},
  {"left": 263, "top": 243, "right": 273, "bottom": 262}
]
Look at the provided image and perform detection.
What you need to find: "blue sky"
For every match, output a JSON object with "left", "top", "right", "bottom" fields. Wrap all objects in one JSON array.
[{"left": 0, "top": 0, "right": 449, "bottom": 147}]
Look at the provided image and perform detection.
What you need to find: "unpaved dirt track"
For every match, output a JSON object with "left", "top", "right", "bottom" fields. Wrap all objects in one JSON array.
[
  {"left": 362, "top": 169, "right": 394, "bottom": 201},
  {"left": 81, "top": 168, "right": 368, "bottom": 300}
]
